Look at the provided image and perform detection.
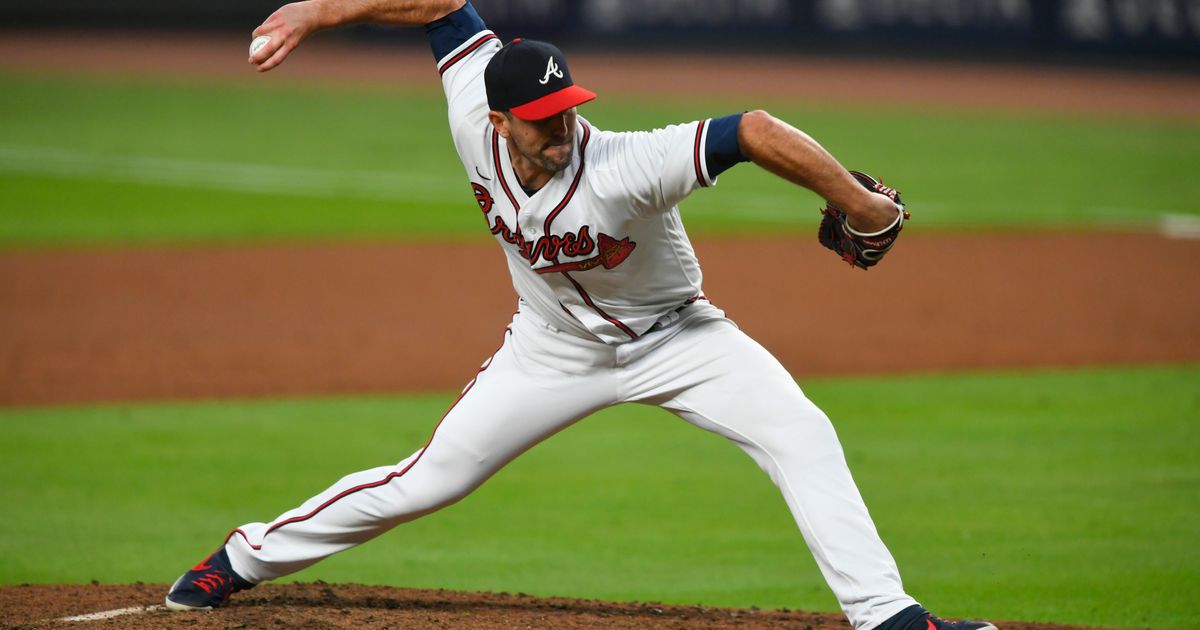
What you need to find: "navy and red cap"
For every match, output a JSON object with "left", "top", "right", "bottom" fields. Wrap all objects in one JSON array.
[{"left": 485, "top": 38, "right": 596, "bottom": 120}]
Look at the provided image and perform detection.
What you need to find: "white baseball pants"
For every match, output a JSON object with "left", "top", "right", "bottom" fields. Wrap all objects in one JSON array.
[{"left": 224, "top": 302, "right": 918, "bottom": 629}]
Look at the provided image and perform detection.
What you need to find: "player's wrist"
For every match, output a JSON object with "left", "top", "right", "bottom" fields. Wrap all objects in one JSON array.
[
  {"left": 309, "top": 0, "right": 350, "bottom": 29},
  {"left": 843, "top": 190, "right": 902, "bottom": 235}
]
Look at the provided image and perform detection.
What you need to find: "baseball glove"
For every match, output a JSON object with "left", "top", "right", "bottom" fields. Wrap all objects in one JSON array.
[{"left": 818, "top": 171, "right": 910, "bottom": 270}]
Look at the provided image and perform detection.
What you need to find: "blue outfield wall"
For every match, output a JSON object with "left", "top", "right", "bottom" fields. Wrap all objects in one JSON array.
[{"left": 1, "top": 0, "right": 1197, "bottom": 64}]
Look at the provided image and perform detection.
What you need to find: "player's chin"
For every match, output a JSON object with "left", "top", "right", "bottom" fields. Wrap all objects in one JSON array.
[{"left": 540, "top": 143, "right": 574, "bottom": 172}]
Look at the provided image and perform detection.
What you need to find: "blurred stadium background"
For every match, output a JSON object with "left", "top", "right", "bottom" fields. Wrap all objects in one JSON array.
[
  {"left": 3, "top": 0, "right": 1199, "bottom": 65},
  {"left": 1, "top": 1, "right": 1198, "bottom": 628}
]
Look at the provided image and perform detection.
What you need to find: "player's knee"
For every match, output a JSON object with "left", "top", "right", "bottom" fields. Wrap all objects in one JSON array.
[
  {"left": 400, "top": 474, "right": 480, "bottom": 513},
  {"left": 741, "top": 404, "right": 840, "bottom": 455},
  {"left": 398, "top": 453, "right": 495, "bottom": 512}
]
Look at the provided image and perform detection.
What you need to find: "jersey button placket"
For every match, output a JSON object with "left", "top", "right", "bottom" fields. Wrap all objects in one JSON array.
[{"left": 517, "top": 206, "right": 540, "bottom": 235}]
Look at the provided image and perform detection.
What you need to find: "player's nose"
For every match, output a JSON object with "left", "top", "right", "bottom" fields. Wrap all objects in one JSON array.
[{"left": 548, "top": 112, "right": 569, "bottom": 135}]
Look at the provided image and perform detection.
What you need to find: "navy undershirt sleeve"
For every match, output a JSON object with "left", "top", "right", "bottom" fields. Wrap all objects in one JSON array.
[
  {"left": 704, "top": 113, "right": 748, "bottom": 179},
  {"left": 425, "top": 2, "right": 488, "bottom": 61}
]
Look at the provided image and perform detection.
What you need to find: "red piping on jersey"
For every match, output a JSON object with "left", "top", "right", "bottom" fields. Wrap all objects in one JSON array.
[
  {"left": 489, "top": 121, "right": 633, "bottom": 340},
  {"left": 437, "top": 32, "right": 498, "bottom": 76},
  {"left": 542, "top": 122, "right": 591, "bottom": 238},
  {"left": 561, "top": 272, "right": 638, "bottom": 339},
  {"left": 536, "top": 122, "right": 634, "bottom": 340},
  {"left": 491, "top": 122, "right": 591, "bottom": 253},
  {"left": 491, "top": 130, "right": 522, "bottom": 212},
  {"left": 225, "top": 329, "right": 511, "bottom": 551},
  {"left": 692, "top": 119, "right": 709, "bottom": 188}
]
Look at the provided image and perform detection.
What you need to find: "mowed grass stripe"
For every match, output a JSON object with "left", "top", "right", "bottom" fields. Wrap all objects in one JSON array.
[
  {"left": 1, "top": 72, "right": 1198, "bottom": 245},
  {"left": 1, "top": 365, "right": 1196, "bottom": 629},
  {"left": 1, "top": 143, "right": 1185, "bottom": 231},
  {"left": 0, "top": 143, "right": 463, "bottom": 202}
]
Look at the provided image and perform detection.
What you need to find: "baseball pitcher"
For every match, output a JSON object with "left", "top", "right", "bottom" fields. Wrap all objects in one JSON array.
[{"left": 164, "top": 2, "right": 992, "bottom": 630}]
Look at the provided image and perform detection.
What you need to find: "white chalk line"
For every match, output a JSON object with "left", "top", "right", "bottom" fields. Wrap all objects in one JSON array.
[
  {"left": 56, "top": 604, "right": 166, "bottom": 622},
  {"left": 1159, "top": 213, "right": 1200, "bottom": 239},
  {"left": 0, "top": 143, "right": 462, "bottom": 202}
]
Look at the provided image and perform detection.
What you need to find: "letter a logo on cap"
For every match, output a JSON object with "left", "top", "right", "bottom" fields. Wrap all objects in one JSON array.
[
  {"left": 485, "top": 39, "right": 596, "bottom": 120},
  {"left": 539, "top": 56, "right": 563, "bottom": 85}
]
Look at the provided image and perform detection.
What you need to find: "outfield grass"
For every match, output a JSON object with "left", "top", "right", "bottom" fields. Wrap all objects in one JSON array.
[
  {"left": 1, "top": 72, "right": 1198, "bottom": 246},
  {"left": 1, "top": 365, "right": 1196, "bottom": 629}
]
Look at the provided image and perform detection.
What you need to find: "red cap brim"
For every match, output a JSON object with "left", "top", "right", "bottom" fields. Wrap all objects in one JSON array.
[{"left": 509, "top": 85, "right": 597, "bottom": 120}]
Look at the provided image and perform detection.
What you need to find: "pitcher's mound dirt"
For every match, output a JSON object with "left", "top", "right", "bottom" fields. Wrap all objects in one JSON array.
[{"left": 1, "top": 582, "right": 1101, "bottom": 630}]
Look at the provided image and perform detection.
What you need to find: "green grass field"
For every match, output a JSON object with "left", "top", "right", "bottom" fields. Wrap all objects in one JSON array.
[
  {"left": 1, "top": 72, "right": 1198, "bottom": 246},
  {"left": 1, "top": 367, "right": 1197, "bottom": 629},
  {"left": 2, "top": 70, "right": 1199, "bottom": 629}
]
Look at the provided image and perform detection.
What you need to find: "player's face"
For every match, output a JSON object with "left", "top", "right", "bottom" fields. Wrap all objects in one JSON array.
[{"left": 503, "top": 108, "right": 577, "bottom": 174}]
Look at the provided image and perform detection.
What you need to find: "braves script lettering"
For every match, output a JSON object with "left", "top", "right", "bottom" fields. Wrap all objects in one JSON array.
[
  {"left": 471, "top": 183, "right": 633, "bottom": 272},
  {"left": 534, "top": 233, "right": 636, "bottom": 274},
  {"left": 472, "top": 183, "right": 494, "bottom": 214}
]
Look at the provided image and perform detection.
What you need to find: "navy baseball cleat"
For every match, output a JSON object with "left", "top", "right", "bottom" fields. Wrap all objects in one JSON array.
[
  {"left": 164, "top": 547, "right": 254, "bottom": 611},
  {"left": 876, "top": 604, "right": 998, "bottom": 630}
]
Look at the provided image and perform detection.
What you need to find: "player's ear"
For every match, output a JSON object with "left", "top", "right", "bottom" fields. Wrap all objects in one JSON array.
[{"left": 488, "top": 110, "right": 511, "bottom": 138}]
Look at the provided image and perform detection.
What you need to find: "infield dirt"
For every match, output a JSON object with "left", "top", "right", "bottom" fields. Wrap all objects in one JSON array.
[
  {"left": 3, "top": 233, "right": 1199, "bottom": 406},
  {"left": 0, "top": 31, "right": 1194, "bottom": 630},
  {"left": 1, "top": 583, "right": 1105, "bottom": 630}
]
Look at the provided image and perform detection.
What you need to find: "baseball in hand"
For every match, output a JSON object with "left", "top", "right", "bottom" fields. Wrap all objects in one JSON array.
[{"left": 249, "top": 36, "right": 271, "bottom": 57}]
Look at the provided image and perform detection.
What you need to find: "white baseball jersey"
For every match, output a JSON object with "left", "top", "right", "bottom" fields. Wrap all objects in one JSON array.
[
  {"left": 217, "top": 6, "right": 923, "bottom": 629},
  {"left": 440, "top": 30, "right": 717, "bottom": 343}
]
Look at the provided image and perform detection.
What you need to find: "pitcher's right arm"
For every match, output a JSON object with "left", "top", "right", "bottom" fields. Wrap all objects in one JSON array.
[{"left": 249, "top": 0, "right": 466, "bottom": 71}]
